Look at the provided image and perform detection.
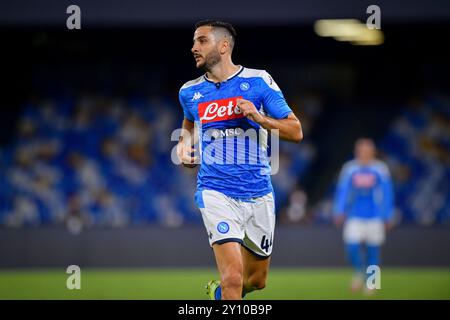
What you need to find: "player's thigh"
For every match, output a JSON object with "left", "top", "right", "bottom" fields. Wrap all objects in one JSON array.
[
  {"left": 343, "top": 218, "right": 365, "bottom": 244},
  {"left": 243, "top": 192, "right": 276, "bottom": 257},
  {"left": 198, "top": 190, "right": 245, "bottom": 247},
  {"left": 366, "top": 219, "right": 385, "bottom": 245},
  {"left": 241, "top": 245, "right": 271, "bottom": 281},
  {"left": 212, "top": 242, "right": 244, "bottom": 277}
]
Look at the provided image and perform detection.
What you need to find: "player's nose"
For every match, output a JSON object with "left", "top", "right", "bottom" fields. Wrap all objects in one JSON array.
[{"left": 191, "top": 43, "right": 200, "bottom": 53}]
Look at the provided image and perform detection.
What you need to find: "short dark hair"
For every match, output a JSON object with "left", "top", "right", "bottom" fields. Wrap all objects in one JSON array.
[{"left": 195, "top": 19, "right": 237, "bottom": 47}]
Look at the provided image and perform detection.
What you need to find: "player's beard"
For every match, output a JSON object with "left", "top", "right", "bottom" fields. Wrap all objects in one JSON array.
[{"left": 200, "top": 49, "right": 221, "bottom": 72}]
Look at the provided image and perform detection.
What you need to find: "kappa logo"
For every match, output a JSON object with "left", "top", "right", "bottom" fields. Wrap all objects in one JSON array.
[{"left": 191, "top": 92, "right": 204, "bottom": 101}]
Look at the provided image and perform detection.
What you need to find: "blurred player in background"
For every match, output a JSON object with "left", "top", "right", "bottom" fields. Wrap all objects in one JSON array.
[
  {"left": 176, "top": 20, "right": 303, "bottom": 300},
  {"left": 333, "top": 138, "right": 394, "bottom": 294}
]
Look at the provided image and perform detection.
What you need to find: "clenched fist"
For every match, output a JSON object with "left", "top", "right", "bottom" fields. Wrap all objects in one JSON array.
[
  {"left": 237, "top": 98, "right": 265, "bottom": 124},
  {"left": 176, "top": 143, "right": 198, "bottom": 168}
]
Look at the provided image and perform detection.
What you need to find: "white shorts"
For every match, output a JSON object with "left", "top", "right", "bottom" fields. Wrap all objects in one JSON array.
[
  {"left": 197, "top": 189, "right": 276, "bottom": 258},
  {"left": 343, "top": 218, "right": 385, "bottom": 246}
]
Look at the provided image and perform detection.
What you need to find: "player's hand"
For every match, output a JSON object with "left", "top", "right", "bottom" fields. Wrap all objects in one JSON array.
[
  {"left": 384, "top": 220, "right": 395, "bottom": 232},
  {"left": 333, "top": 215, "right": 346, "bottom": 227},
  {"left": 237, "top": 99, "right": 265, "bottom": 124},
  {"left": 176, "top": 143, "right": 198, "bottom": 168}
]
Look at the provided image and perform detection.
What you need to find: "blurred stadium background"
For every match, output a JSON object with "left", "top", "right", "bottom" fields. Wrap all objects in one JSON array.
[{"left": 0, "top": 0, "right": 449, "bottom": 299}]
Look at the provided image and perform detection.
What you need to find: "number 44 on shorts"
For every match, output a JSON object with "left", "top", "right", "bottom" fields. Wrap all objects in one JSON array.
[{"left": 260, "top": 234, "right": 273, "bottom": 253}]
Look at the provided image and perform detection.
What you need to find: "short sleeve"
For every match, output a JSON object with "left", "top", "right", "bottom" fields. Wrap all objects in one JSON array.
[
  {"left": 179, "top": 90, "right": 195, "bottom": 122},
  {"left": 260, "top": 71, "right": 293, "bottom": 119}
]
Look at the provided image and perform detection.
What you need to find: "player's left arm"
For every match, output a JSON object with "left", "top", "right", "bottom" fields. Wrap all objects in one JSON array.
[
  {"left": 237, "top": 100, "right": 303, "bottom": 143},
  {"left": 379, "top": 163, "right": 395, "bottom": 229},
  {"left": 332, "top": 164, "right": 352, "bottom": 226},
  {"left": 237, "top": 71, "right": 302, "bottom": 142}
]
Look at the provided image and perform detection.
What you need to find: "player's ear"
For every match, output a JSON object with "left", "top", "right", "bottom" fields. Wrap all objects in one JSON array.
[{"left": 219, "top": 39, "right": 229, "bottom": 54}]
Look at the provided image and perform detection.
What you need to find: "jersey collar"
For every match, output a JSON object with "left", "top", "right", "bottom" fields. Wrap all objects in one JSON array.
[{"left": 203, "top": 65, "right": 244, "bottom": 84}]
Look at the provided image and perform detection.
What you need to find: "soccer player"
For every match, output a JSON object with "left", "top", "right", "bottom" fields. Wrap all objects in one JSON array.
[
  {"left": 333, "top": 138, "right": 394, "bottom": 294},
  {"left": 176, "top": 20, "right": 303, "bottom": 300}
]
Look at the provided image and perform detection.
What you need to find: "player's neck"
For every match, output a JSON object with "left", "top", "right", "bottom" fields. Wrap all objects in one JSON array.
[
  {"left": 206, "top": 61, "right": 241, "bottom": 83},
  {"left": 358, "top": 158, "right": 374, "bottom": 166}
]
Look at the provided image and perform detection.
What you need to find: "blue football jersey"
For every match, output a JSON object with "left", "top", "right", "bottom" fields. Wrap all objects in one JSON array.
[
  {"left": 179, "top": 66, "right": 293, "bottom": 203},
  {"left": 333, "top": 160, "right": 394, "bottom": 221}
]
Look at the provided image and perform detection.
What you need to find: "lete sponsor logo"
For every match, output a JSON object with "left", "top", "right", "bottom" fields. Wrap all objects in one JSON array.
[
  {"left": 352, "top": 172, "right": 376, "bottom": 188},
  {"left": 198, "top": 96, "right": 244, "bottom": 124}
]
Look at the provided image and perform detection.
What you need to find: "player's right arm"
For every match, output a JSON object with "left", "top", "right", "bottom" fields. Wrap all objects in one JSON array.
[
  {"left": 333, "top": 163, "right": 352, "bottom": 226},
  {"left": 176, "top": 118, "right": 198, "bottom": 168},
  {"left": 177, "top": 88, "right": 198, "bottom": 168}
]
